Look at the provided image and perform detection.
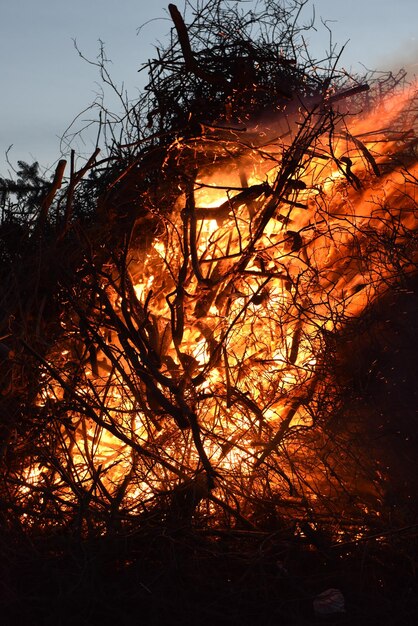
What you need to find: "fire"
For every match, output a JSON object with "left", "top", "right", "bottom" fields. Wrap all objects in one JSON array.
[{"left": 13, "top": 77, "right": 418, "bottom": 535}]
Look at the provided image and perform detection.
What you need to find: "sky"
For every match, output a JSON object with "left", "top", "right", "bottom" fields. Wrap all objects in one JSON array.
[{"left": 1, "top": 0, "right": 417, "bottom": 176}]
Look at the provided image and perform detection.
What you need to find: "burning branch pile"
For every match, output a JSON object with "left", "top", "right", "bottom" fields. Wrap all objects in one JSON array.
[{"left": 1, "top": 0, "right": 418, "bottom": 547}]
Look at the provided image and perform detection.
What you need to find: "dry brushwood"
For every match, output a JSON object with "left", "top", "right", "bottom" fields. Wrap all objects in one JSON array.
[{"left": 0, "top": 0, "right": 417, "bottom": 551}]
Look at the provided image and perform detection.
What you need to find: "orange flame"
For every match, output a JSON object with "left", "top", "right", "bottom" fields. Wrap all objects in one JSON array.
[{"left": 21, "top": 80, "right": 418, "bottom": 533}]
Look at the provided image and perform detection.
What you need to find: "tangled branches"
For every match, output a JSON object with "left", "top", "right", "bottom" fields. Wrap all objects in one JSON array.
[{"left": 1, "top": 1, "right": 418, "bottom": 544}]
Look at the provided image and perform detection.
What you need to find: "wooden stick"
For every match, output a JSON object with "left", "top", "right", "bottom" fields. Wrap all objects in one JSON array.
[
  {"left": 168, "top": 3, "right": 230, "bottom": 88},
  {"left": 168, "top": 3, "right": 195, "bottom": 73},
  {"left": 38, "top": 159, "right": 67, "bottom": 228},
  {"left": 326, "top": 83, "right": 369, "bottom": 104}
]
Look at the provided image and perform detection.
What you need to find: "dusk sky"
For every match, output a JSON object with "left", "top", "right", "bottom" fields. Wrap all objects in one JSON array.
[{"left": 1, "top": 0, "right": 417, "bottom": 175}]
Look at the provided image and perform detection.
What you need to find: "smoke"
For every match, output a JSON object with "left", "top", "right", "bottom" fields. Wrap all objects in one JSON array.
[{"left": 372, "top": 38, "right": 418, "bottom": 79}]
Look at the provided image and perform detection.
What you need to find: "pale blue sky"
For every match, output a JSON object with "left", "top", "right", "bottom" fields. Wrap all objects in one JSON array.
[{"left": 1, "top": 0, "right": 417, "bottom": 175}]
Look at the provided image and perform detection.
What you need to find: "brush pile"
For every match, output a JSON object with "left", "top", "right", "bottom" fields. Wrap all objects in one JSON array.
[{"left": 0, "top": 1, "right": 418, "bottom": 622}]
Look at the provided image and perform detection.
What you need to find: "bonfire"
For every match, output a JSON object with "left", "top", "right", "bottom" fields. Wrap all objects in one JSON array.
[{"left": 0, "top": 1, "right": 417, "bottom": 623}]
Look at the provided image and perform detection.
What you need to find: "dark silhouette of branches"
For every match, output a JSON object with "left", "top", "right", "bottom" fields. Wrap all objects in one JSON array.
[{"left": 0, "top": 1, "right": 417, "bottom": 551}]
